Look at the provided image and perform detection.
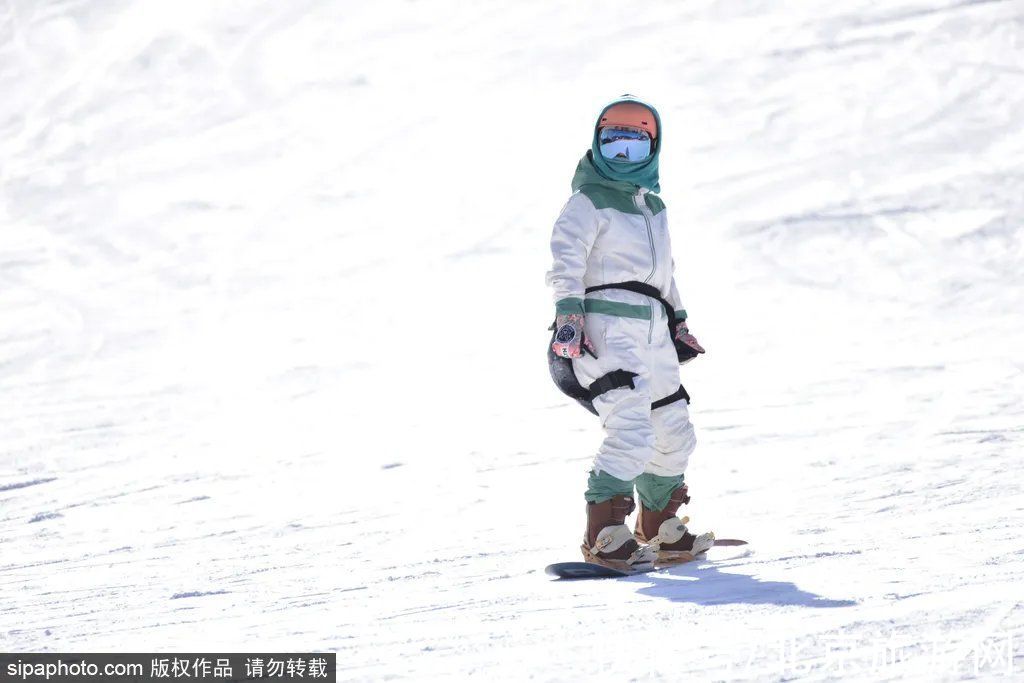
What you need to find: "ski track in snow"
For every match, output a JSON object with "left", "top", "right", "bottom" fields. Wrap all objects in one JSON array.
[{"left": 1, "top": 0, "right": 1023, "bottom": 679}]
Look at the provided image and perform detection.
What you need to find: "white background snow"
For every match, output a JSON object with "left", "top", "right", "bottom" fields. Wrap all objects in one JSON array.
[{"left": 1, "top": 0, "right": 1023, "bottom": 679}]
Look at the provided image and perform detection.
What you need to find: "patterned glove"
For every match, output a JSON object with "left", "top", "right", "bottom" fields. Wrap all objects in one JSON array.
[
  {"left": 673, "top": 320, "right": 705, "bottom": 364},
  {"left": 551, "top": 313, "right": 598, "bottom": 359}
]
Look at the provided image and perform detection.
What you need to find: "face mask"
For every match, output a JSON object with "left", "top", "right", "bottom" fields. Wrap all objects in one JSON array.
[{"left": 598, "top": 126, "right": 652, "bottom": 161}]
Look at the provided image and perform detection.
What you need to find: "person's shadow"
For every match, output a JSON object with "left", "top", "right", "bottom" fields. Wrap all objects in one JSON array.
[{"left": 625, "top": 556, "right": 857, "bottom": 608}]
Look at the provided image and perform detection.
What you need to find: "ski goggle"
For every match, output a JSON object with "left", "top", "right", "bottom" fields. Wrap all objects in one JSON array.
[{"left": 598, "top": 126, "right": 652, "bottom": 161}]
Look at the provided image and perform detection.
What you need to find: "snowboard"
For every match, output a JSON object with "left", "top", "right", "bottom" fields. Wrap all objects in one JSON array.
[{"left": 545, "top": 539, "right": 748, "bottom": 580}]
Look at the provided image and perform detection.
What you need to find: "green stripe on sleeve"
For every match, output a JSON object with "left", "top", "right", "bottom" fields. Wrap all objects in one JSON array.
[{"left": 555, "top": 297, "right": 585, "bottom": 315}]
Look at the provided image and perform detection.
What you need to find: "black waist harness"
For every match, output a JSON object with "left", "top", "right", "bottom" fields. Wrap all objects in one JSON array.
[{"left": 547, "top": 281, "right": 690, "bottom": 416}]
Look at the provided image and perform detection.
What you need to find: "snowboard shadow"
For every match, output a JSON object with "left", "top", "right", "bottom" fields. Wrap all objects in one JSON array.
[{"left": 629, "top": 562, "right": 857, "bottom": 608}]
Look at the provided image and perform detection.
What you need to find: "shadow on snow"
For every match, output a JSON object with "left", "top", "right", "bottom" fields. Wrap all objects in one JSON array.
[{"left": 628, "top": 562, "right": 857, "bottom": 608}]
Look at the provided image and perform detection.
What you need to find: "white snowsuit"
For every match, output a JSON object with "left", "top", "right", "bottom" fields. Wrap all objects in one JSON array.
[{"left": 546, "top": 182, "right": 696, "bottom": 482}]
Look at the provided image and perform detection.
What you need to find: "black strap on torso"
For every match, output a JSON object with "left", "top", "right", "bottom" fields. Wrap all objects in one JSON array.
[
  {"left": 585, "top": 281, "right": 677, "bottom": 325},
  {"left": 547, "top": 282, "right": 692, "bottom": 414},
  {"left": 584, "top": 281, "right": 690, "bottom": 407}
]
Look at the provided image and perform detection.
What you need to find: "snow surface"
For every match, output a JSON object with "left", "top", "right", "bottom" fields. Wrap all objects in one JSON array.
[{"left": 1, "top": 0, "right": 1023, "bottom": 679}]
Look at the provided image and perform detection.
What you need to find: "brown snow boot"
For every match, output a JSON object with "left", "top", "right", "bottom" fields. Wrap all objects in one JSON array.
[
  {"left": 634, "top": 485, "right": 715, "bottom": 564},
  {"left": 581, "top": 495, "right": 656, "bottom": 572}
]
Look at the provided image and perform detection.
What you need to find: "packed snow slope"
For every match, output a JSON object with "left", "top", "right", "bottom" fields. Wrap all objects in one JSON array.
[{"left": 2, "top": 0, "right": 1023, "bottom": 679}]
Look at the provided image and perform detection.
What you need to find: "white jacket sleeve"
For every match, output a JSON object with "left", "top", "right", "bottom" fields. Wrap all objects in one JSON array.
[{"left": 545, "top": 193, "right": 598, "bottom": 315}]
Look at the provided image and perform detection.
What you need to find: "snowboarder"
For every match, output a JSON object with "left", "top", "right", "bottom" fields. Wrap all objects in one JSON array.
[{"left": 546, "top": 95, "right": 714, "bottom": 572}]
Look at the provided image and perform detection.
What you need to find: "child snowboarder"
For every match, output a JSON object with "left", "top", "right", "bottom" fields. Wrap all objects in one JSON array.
[{"left": 546, "top": 95, "right": 714, "bottom": 572}]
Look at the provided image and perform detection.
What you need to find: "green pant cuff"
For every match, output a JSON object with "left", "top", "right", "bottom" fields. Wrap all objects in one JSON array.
[
  {"left": 635, "top": 472, "right": 684, "bottom": 511},
  {"left": 584, "top": 469, "right": 635, "bottom": 503}
]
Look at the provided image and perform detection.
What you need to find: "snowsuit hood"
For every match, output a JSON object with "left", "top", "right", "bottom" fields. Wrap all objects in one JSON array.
[{"left": 575, "top": 95, "right": 662, "bottom": 194}]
